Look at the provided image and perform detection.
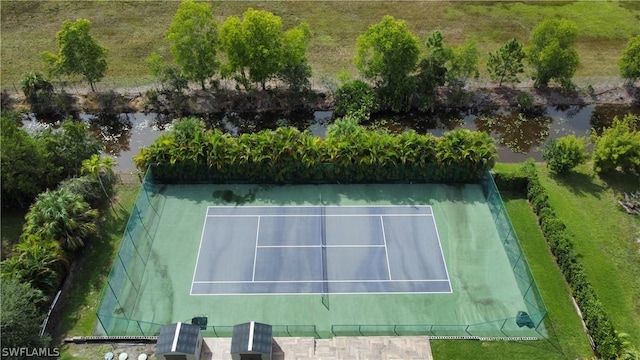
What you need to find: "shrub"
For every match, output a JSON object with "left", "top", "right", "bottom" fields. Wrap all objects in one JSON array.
[
  {"left": 542, "top": 135, "right": 589, "bottom": 173},
  {"left": 333, "top": 79, "right": 378, "bottom": 120},
  {"left": 592, "top": 114, "right": 640, "bottom": 174}
]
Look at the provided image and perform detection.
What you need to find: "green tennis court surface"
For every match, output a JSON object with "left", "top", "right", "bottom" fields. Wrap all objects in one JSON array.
[{"left": 97, "top": 178, "right": 547, "bottom": 339}]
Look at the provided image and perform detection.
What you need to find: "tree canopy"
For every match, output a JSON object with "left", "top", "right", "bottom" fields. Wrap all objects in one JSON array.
[
  {"left": 525, "top": 19, "right": 579, "bottom": 89},
  {"left": 220, "top": 8, "right": 311, "bottom": 90},
  {"left": 41, "top": 18, "right": 108, "bottom": 91},
  {"left": 619, "top": 35, "right": 640, "bottom": 84},
  {"left": 487, "top": 38, "right": 526, "bottom": 86},
  {"left": 0, "top": 278, "right": 50, "bottom": 358},
  {"left": 354, "top": 15, "right": 420, "bottom": 112},
  {"left": 166, "top": 0, "right": 219, "bottom": 90}
]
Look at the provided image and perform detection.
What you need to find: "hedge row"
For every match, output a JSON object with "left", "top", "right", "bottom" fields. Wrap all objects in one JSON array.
[
  {"left": 134, "top": 118, "right": 497, "bottom": 183},
  {"left": 518, "top": 161, "right": 622, "bottom": 359}
]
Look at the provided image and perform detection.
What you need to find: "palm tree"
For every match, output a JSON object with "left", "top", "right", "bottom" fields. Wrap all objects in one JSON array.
[
  {"left": 81, "top": 154, "right": 117, "bottom": 202},
  {"left": 22, "top": 189, "right": 99, "bottom": 251}
]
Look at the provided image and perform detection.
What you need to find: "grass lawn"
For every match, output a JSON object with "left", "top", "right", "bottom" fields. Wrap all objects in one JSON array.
[
  {"left": 1, "top": 1, "right": 638, "bottom": 88},
  {"left": 431, "top": 185, "right": 593, "bottom": 359},
  {"left": 535, "top": 163, "right": 640, "bottom": 347}
]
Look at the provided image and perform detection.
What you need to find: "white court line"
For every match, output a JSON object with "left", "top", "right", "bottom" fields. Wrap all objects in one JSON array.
[
  {"left": 193, "top": 279, "right": 450, "bottom": 284},
  {"left": 189, "top": 211, "right": 210, "bottom": 295},
  {"left": 191, "top": 290, "right": 453, "bottom": 296},
  {"left": 432, "top": 213, "right": 452, "bottom": 286},
  {"left": 251, "top": 216, "right": 261, "bottom": 282},
  {"left": 380, "top": 216, "right": 392, "bottom": 280},
  {"left": 207, "top": 214, "right": 433, "bottom": 218},
  {"left": 207, "top": 205, "right": 434, "bottom": 208},
  {"left": 257, "top": 244, "right": 386, "bottom": 248}
]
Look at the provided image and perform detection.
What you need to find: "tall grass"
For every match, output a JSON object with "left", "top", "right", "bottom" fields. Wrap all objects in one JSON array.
[{"left": 1, "top": 1, "right": 638, "bottom": 88}]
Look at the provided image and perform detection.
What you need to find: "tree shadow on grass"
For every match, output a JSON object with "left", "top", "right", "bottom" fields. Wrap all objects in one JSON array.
[
  {"left": 598, "top": 171, "right": 640, "bottom": 194},
  {"left": 550, "top": 170, "right": 606, "bottom": 199}
]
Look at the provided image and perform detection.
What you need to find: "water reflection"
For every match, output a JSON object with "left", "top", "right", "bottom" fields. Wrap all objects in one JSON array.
[
  {"left": 23, "top": 104, "right": 640, "bottom": 170},
  {"left": 85, "top": 113, "right": 133, "bottom": 156}
]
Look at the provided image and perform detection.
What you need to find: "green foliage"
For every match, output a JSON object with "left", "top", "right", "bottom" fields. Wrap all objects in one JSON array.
[
  {"left": 487, "top": 38, "right": 526, "bottom": 86},
  {"left": 333, "top": 79, "right": 378, "bottom": 119},
  {"left": 522, "top": 164, "right": 623, "bottom": 359},
  {"left": 542, "top": 135, "right": 589, "bottom": 173},
  {"left": 22, "top": 188, "right": 99, "bottom": 252},
  {"left": 354, "top": 15, "right": 420, "bottom": 112},
  {"left": 1, "top": 235, "right": 69, "bottom": 295},
  {"left": 0, "top": 116, "right": 56, "bottom": 208},
  {"left": 20, "top": 71, "right": 53, "bottom": 104},
  {"left": 36, "top": 119, "right": 103, "bottom": 179},
  {"left": 447, "top": 39, "right": 480, "bottom": 89},
  {"left": 41, "top": 18, "right": 108, "bottom": 91},
  {"left": 166, "top": 0, "right": 219, "bottom": 90},
  {"left": 134, "top": 117, "right": 496, "bottom": 183},
  {"left": 220, "top": 9, "right": 283, "bottom": 90},
  {"left": 326, "top": 115, "right": 365, "bottom": 140},
  {"left": 279, "top": 22, "right": 313, "bottom": 92},
  {"left": 526, "top": 19, "right": 579, "bottom": 89},
  {"left": 0, "top": 278, "right": 50, "bottom": 358},
  {"left": 81, "top": 154, "right": 117, "bottom": 204},
  {"left": 619, "top": 35, "right": 640, "bottom": 84},
  {"left": 146, "top": 53, "right": 189, "bottom": 93},
  {"left": 592, "top": 114, "right": 640, "bottom": 174},
  {"left": 525, "top": 19, "right": 579, "bottom": 89}
]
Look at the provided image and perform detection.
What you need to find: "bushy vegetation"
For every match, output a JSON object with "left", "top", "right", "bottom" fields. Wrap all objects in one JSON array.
[
  {"left": 333, "top": 79, "right": 378, "bottom": 119},
  {"left": 525, "top": 19, "right": 579, "bottom": 89},
  {"left": 591, "top": 114, "right": 640, "bottom": 174},
  {"left": 619, "top": 35, "right": 640, "bottom": 84},
  {"left": 541, "top": 135, "right": 588, "bottom": 174},
  {"left": 134, "top": 117, "right": 496, "bottom": 183},
  {"left": 354, "top": 15, "right": 420, "bottom": 112},
  {"left": 1, "top": 278, "right": 51, "bottom": 359}
]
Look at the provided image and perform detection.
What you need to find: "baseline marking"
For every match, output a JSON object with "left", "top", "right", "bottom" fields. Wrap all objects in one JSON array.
[{"left": 206, "top": 214, "right": 432, "bottom": 217}]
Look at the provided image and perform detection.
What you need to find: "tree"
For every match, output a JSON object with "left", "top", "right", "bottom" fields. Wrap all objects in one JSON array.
[
  {"left": 36, "top": 119, "right": 103, "bottom": 179},
  {"left": 619, "top": 35, "right": 640, "bottom": 84},
  {"left": 525, "top": 19, "right": 579, "bottom": 89},
  {"left": 542, "top": 135, "right": 589, "bottom": 173},
  {"left": 447, "top": 39, "right": 480, "bottom": 88},
  {"left": 278, "top": 23, "right": 313, "bottom": 92},
  {"left": 166, "top": 0, "right": 219, "bottom": 90},
  {"left": 354, "top": 16, "right": 420, "bottom": 112},
  {"left": 0, "top": 116, "right": 56, "bottom": 208},
  {"left": 0, "top": 278, "right": 50, "bottom": 359},
  {"left": 41, "top": 19, "right": 108, "bottom": 92},
  {"left": 22, "top": 188, "right": 99, "bottom": 251},
  {"left": 487, "top": 38, "right": 526, "bottom": 86},
  {"left": 220, "top": 9, "right": 284, "bottom": 90},
  {"left": 592, "top": 114, "right": 640, "bottom": 174}
]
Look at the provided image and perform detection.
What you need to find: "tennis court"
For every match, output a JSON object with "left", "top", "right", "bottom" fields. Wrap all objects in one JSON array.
[
  {"left": 97, "top": 175, "right": 548, "bottom": 339},
  {"left": 191, "top": 205, "right": 450, "bottom": 295}
]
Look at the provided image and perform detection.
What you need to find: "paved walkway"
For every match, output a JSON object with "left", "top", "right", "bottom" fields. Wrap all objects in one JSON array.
[{"left": 202, "top": 336, "right": 432, "bottom": 360}]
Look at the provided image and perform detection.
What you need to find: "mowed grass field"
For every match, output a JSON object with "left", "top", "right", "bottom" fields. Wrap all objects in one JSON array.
[{"left": 1, "top": 1, "right": 639, "bottom": 88}]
